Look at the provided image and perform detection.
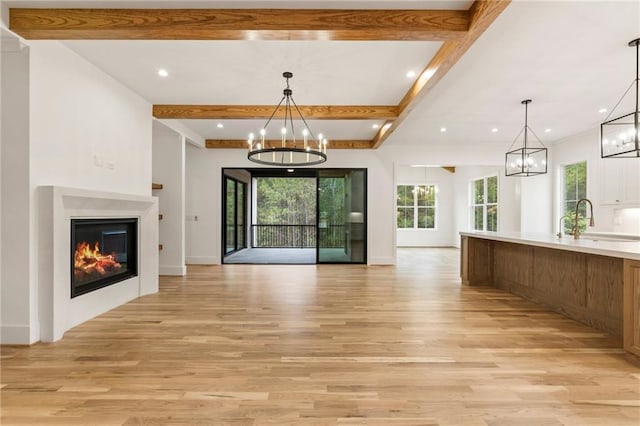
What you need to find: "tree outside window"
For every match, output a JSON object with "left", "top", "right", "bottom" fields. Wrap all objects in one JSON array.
[
  {"left": 471, "top": 176, "right": 498, "bottom": 232},
  {"left": 397, "top": 185, "right": 436, "bottom": 229},
  {"left": 562, "top": 162, "right": 587, "bottom": 234},
  {"left": 397, "top": 185, "right": 414, "bottom": 228}
]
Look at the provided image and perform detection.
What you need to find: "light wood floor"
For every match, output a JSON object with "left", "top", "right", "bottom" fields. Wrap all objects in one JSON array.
[{"left": 2, "top": 248, "right": 639, "bottom": 425}]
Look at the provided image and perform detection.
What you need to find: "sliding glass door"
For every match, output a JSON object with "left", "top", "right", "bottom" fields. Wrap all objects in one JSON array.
[
  {"left": 223, "top": 176, "right": 246, "bottom": 255},
  {"left": 222, "top": 168, "right": 365, "bottom": 264},
  {"left": 317, "top": 169, "right": 366, "bottom": 263}
]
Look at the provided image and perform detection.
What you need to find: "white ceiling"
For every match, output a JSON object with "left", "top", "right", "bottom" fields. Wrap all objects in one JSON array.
[
  {"left": 184, "top": 119, "right": 385, "bottom": 140},
  {"left": 61, "top": 40, "right": 443, "bottom": 105},
  {"left": 389, "top": 0, "right": 640, "bottom": 148},
  {"left": 4, "top": 0, "right": 640, "bottom": 152}
]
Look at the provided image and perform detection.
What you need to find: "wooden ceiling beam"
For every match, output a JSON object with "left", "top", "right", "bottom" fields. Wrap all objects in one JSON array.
[
  {"left": 9, "top": 3, "right": 510, "bottom": 150},
  {"left": 10, "top": 8, "right": 468, "bottom": 41},
  {"left": 154, "top": 105, "right": 398, "bottom": 120},
  {"left": 371, "top": 0, "right": 511, "bottom": 149},
  {"left": 206, "top": 139, "right": 373, "bottom": 149}
]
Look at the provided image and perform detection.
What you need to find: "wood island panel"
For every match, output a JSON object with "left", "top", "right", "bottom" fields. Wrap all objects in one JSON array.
[
  {"left": 586, "top": 256, "right": 624, "bottom": 332},
  {"left": 533, "top": 247, "right": 587, "bottom": 311},
  {"left": 623, "top": 259, "right": 640, "bottom": 357},
  {"left": 460, "top": 235, "right": 468, "bottom": 284},
  {"left": 460, "top": 236, "right": 493, "bottom": 286},
  {"left": 493, "top": 241, "right": 533, "bottom": 290},
  {"left": 461, "top": 236, "right": 627, "bottom": 341}
]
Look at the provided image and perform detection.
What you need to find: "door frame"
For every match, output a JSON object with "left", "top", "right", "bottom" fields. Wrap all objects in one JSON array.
[
  {"left": 221, "top": 167, "right": 367, "bottom": 264},
  {"left": 316, "top": 168, "right": 368, "bottom": 264},
  {"left": 221, "top": 174, "right": 247, "bottom": 256}
]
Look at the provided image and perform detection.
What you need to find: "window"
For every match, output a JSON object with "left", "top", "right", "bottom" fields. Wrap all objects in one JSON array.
[
  {"left": 562, "top": 161, "right": 587, "bottom": 234},
  {"left": 397, "top": 185, "right": 436, "bottom": 229},
  {"left": 471, "top": 176, "right": 498, "bottom": 231}
]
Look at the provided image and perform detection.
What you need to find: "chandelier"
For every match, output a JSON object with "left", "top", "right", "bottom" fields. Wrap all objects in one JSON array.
[
  {"left": 505, "top": 99, "right": 548, "bottom": 177},
  {"left": 601, "top": 38, "right": 640, "bottom": 158},
  {"left": 247, "top": 72, "right": 327, "bottom": 166}
]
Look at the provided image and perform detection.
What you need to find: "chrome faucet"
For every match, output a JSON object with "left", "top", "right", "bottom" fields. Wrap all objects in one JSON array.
[
  {"left": 573, "top": 198, "right": 595, "bottom": 239},
  {"left": 557, "top": 215, "right": 569, "bottom": 238}
]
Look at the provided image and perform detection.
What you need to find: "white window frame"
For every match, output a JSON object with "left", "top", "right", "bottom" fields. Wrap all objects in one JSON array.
[
  {"left": 470, "top": 175, "right": 498, "bottom": 232},
  {"left": 560, "top": 161, "right": 588, "bottom": 233},
  {"left": 397, "top": 184, "right": 438, "bottom": 230}
]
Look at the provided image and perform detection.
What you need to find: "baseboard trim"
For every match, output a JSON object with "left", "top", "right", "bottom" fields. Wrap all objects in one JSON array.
[
  {"left": 159, "top": 265, "right": 187, "bottom": 276},
  {"left": 1, "top": 324, "right": 37, "bottom": 345},
  {"left": 368, "top": 256, "right": 396, "bottom": 265},
  {"left": 186, "top": 256, "right": 220, "bottom": 265}
]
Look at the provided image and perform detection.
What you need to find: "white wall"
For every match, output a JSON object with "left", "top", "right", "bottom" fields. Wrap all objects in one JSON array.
[
  {"left": 520, "top": 172, "right": 552, "bottom": 233},
  {"left": 193, "top": 131, "right": 631, "bottom": 258},
  {"left": 1, "top": 39, "right": 32, "bottom": 343},
  {"left": 499, "top": 172, "right": 521, "bottom": 233},
  {"left": 29, "top": 42, "right": 152, "bottom": 195},
  {"left": 395, "top": 166, "right": 454, "bottom": 247},
  {"left": 152, "top": 121, "right": 186, "bottom": 275},
  {"left": 185, "top": 143, "right": 219, "bottom": 264},
  {"left": 185, "top": 148, "right": 396, "bottom": 265},
  {"left": 184, "top": 141, "right": 532, "bottom": 262},
  {"left": 1, "top": 40, "right": 154, "bottom": 343}
]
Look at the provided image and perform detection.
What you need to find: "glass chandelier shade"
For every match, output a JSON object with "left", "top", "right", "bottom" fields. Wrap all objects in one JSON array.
[
  {"left": 600, "top": 38, "right": 640, "bottom": 159},
  {"left": 505, "top": 99, "right": 548, "bottom": 177},
  {"left": 247, "top": 72, "right": 327, "bottom": 167}
]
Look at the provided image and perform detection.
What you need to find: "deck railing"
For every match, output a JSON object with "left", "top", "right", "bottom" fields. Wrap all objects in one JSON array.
[{"left": 252, "top": 224, "right": 345, "bottom": 248}]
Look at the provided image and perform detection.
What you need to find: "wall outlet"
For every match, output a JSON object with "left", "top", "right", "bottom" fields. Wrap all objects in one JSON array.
[{"left": 93, "top": 155, "right": 115, "bottom": 170}]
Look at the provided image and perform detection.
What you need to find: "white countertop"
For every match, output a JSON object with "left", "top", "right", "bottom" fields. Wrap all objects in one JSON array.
[{"left": 460, "top": 231, "right": 640, "bottom": 260}]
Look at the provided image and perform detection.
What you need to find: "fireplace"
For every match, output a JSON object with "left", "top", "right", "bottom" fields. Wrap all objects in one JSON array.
[{"left": 71, "top": 218, "right": 138, "bottom": 298}]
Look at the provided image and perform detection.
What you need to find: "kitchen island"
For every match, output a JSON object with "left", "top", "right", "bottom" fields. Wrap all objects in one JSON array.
[{"left": 460, "top": 231, "right": 640, "bottom": 357}]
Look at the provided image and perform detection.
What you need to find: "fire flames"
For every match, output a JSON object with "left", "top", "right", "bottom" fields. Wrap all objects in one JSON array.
[{"left": 74, "top": 241, "right": 121, "bottom": 278}]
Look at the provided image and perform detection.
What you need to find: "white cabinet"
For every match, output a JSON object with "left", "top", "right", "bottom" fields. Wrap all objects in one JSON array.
[
  {"left": 624, "top": 160, "right": 640, "bottom": 204},
  {"left": 600, "top": 158, "right": 640, "bottom": 206}
]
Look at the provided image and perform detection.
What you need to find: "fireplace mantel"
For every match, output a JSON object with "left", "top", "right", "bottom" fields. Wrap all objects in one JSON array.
[{"left": 38, "top": 186, "right": 158, "bottom": 342}]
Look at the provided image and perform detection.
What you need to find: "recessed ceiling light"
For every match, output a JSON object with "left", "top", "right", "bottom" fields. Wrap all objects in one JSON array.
[
  {"left": 440, "top": 127, "right": 447, "bottom": 132},
  {"left": 491, "top": 128, "right": 499, "bottom": 133},
  {"left": 598, "top": 108, "right": 607, "bottom": 113},
  {"left": 158, "top": 69, "right": 169, "bottom": 77},
  {"left": 545, "top": 128, "right": 552, "bottom": 133},
  {"left": 372, "top": 124, "right": 380, "bottom": 129},
  {"left": 287, "top": 169, "right": 294, "bottom": 173},
  {"left": 217, "top": 123, "right": 224, "bottom": 129},
  {"left": 406, "top": 70, "right": 417, "bottom": 78}
]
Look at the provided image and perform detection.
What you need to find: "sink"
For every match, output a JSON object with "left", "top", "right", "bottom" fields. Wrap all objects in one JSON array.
[
  {"left": 580, "top": 233, "right": 640, "bottom": 242},
  {"left": 579, "top": 237, "right": 638, "bottom": 243},
  {"left": 557, "top": 235, "right": 638, "bottom": 243}
]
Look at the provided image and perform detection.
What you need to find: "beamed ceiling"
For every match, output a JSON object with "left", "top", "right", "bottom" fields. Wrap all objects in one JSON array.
[{"left": 4, "top": 1, "right": 639, "bottom": 156}]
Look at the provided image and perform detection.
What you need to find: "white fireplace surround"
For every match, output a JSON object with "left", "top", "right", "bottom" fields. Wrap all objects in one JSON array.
[{"left": 38, "top": 186, "right": 158, "bottom": 342}]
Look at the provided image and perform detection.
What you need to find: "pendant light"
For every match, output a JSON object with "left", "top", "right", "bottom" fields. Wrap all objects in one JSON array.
[
  {"left": 601, "top": 38, "right": 640, "bottom": 158},
  {"left": 247, "top": 72, "right": 327, "bottom": 167},
  {"left": 505, "top": 99, "right": 548, "bottom": 177}
]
